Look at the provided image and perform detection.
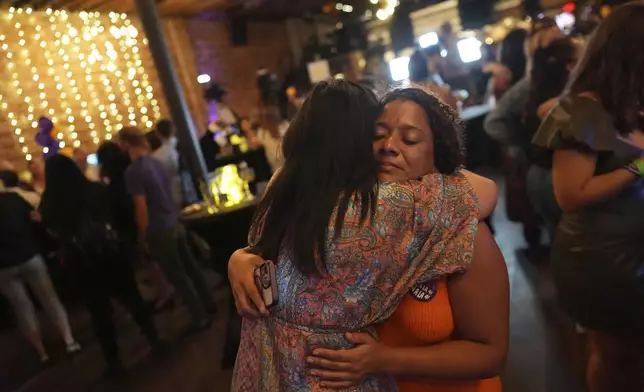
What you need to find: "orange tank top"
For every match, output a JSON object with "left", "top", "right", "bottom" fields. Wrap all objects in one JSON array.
[{"left": 377, "top": 280, "right": 501, "bottom": 392}]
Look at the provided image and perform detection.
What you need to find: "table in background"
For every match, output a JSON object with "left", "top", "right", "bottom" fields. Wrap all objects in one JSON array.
[{"left": 182, "top": 200, "right": 257, "bottom": 277}]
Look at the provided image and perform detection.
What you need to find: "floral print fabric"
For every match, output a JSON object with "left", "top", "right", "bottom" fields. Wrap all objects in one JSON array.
[{"left": 233, "top": 172, "right": 478, "bottom": 392}]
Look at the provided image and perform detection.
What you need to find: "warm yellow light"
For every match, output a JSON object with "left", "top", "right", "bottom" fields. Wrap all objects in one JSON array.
[
  {"left": 73, "top": 140, "right": 81, "bottom": 148},
  {"left": 19, "top": 137, "right": 25, "bottom": 143},
  {"left": 72, "top": 132, "right": 78, "bottom": 139},
  {"left": 26, "top": 154, "right": 32, "bottom": 161},
  {"left": 57, "top": 132, "right": 64, "bottom": 139}
]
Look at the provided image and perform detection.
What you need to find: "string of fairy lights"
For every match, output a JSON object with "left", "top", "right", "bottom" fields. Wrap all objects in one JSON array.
[{"left": 0, "top": 7, "right": 163, "bottom": 162}]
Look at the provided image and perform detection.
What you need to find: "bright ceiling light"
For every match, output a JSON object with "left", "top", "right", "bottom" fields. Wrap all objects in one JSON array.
[
  {"left": 419, "top": 32, "right": 438, "bottom": 48},
  {"left": 342, "top": 4, "right": 353, "bottom": 12},
  {"left": 376, "top": 9, "right": 388, "bottom": 20},
  {"left": 197, "top": 74, "right": 211, "bottom": 84},
  {"left": 389, "top": 56, "right": 410, "bottom": 82},
  {"left": 457, "top": 37, "right": 482, "bottom": 63},
  {"left": 370, "top": 0, "right": 379, "bottom": 3}
]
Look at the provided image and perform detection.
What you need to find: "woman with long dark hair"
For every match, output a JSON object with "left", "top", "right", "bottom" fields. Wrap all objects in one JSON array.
[
  {"left": 230, "top": 88, "right": 508, "bottom": 392},
  {"left": 532, "top": 3, "right": 644, "bottom": 391},
  {"left": 525, "top": 37, "right": 580, "bottom": 238},
  {"left": 487, "top": 28, "right": 528, "bottom": 101},
  {"left": 39, "top": 155, "right": 160, "bottom": 379},
  {"left": 229, "top": 80, "right": 498, "bottom": 391}
]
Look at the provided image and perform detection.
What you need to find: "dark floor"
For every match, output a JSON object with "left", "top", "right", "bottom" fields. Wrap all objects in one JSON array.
[{"left": 0, "top": 177, "right": 589, "bottom": 392}]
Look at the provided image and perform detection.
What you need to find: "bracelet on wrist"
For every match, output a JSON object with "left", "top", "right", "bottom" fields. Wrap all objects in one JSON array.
[{"left": 625, "top": 158, "right": 644, "bottom": 177}]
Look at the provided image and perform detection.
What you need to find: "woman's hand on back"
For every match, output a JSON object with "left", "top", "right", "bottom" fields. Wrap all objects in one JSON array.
[
  {"left": 228, "top": 248, "right": 269, "bottom": 318},
  {"left": 462, "top": 170, "right": 498, "bottom": 218},
  {"left": 307, "top": 332, "right": 387, "bottom": 388}
]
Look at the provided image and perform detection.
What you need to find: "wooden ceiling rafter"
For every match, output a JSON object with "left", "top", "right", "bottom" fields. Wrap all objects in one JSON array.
[{"left": 0, "top": 0, "right": 366, "bottom": 18}]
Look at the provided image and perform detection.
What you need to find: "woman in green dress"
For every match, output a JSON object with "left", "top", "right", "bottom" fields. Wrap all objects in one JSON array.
[{"left": 532, "top": 3, "right": 644, "bottom": 391}]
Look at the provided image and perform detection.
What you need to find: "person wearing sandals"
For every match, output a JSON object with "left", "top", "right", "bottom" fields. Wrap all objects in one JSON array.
[{"left": 0, "top": 170, "right": 80, "bottom": 364}]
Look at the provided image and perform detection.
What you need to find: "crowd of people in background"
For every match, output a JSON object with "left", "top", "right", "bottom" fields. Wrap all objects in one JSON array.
[
  {"left": 485, "top": 4, "right": 644, "bottom": 392},
  {"left": 2, "top": 2, "right": 644, "bottom": 392},
  {"left": 0, "top": 59, "right": 291, "bottom": 380},
  {"left": 0, "top": 119, "right": 234, "bottom": 379}
]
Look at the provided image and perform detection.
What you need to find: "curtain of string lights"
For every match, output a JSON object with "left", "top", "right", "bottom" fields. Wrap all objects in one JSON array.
[{"left": 0, "top": 7, "right": 162, "bottom": 162}]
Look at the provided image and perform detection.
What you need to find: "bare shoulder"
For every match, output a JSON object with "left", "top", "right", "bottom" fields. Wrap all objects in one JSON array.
[{"left": 460, "top": 170, "right": 498, "bottom": 218}]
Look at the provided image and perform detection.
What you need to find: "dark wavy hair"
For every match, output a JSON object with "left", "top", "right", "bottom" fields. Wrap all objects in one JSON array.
[
  {"left": 249, "top": 80, "right": 380, "bottom": 275},
  {"left": 40, "top": 154, "right": 92, "bottom": 232},
  {"left": 382, "top": 88, "right": 465, "bottom": 174},
  {"left": 566, "top": 2, "right": 644, "bottom": 136},
  {"left": 524, "top": 37, "right": 578, "bottom": 144},
  {"left": 531, "top": 37, "right": 577, "bottom": 104},
  {"left": 500, "top": 28, "right": 528, "bottom": 85},
  {"left": 97, "top": 141, "right": 130, "bottom": 183}
]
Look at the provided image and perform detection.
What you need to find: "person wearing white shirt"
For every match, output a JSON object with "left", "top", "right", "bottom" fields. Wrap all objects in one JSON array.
[{"left": 152, "top": 120, "right": 183, "bottom": 207}]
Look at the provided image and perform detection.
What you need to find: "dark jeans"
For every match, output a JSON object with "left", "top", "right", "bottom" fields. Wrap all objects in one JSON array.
[
  {"left": 82, "top": 259, "right": 157, "bottom": 365},
  {"left": 147, "top": 225, "right": 214, "bottom": 325}
]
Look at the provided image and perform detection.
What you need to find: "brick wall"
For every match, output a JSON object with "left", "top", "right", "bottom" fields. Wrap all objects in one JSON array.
[
  {"left": 186, "top": 19, "right": 293, "bottom": 122},
  {"left": 0, "top": 14, "right": 293, "bottom": 169}
]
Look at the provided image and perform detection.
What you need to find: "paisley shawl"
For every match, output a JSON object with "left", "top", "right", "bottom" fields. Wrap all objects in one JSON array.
[{"left": 232, "top": 172, "right": 478, "bottom": 392}]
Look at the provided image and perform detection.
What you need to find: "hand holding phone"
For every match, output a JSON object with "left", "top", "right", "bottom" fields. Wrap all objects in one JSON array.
[{"left": 254, "top": 260, "right": 278, "bottom": 308}]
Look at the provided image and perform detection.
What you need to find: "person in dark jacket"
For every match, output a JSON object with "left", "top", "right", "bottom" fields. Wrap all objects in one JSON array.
[
  {"left": 0, "top": 174, "right": 80, "bottom": 364},
  {"left": 40, "top": 154, "right": 160, "bottom": 379}
]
